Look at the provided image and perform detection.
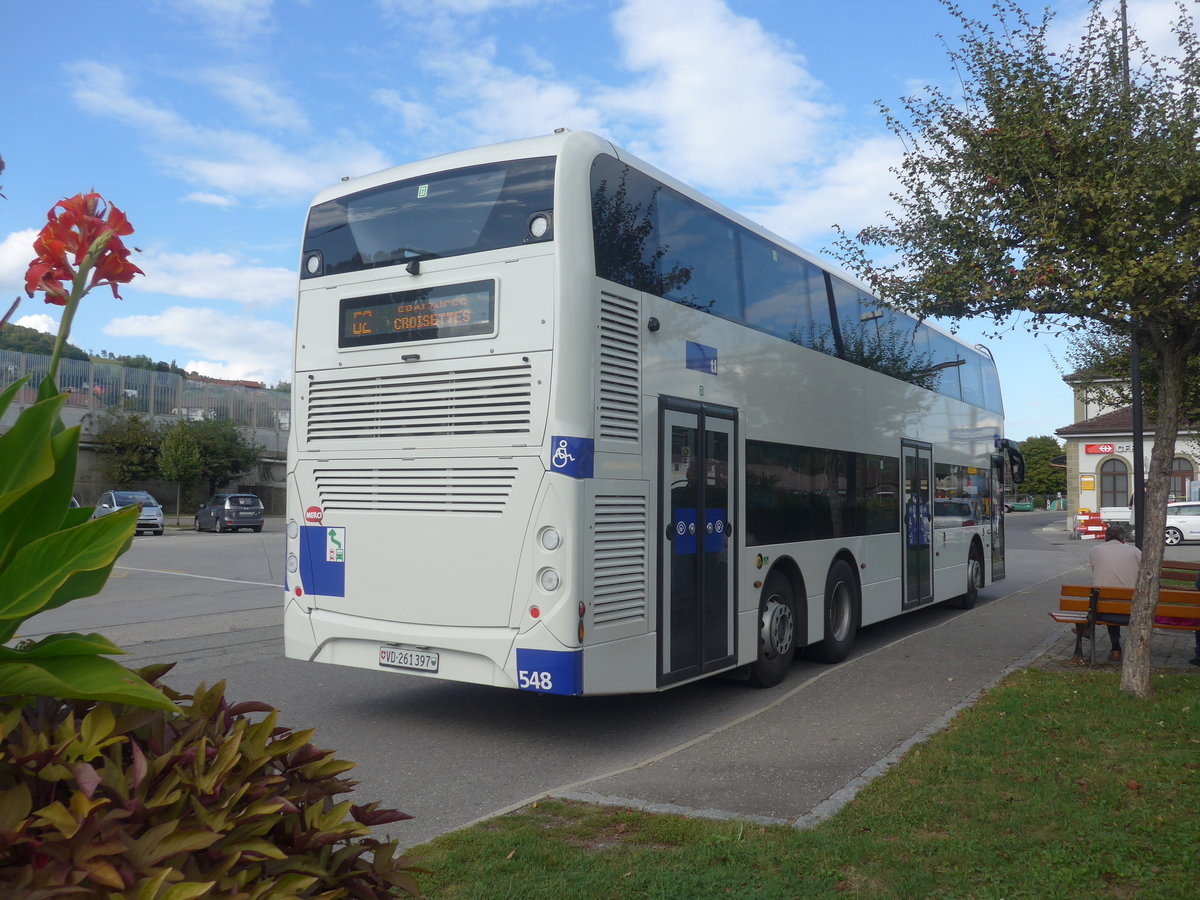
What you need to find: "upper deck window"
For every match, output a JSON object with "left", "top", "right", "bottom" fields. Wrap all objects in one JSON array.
[{"left": 302, "top": 156, "right": 555, "bottom": 278}]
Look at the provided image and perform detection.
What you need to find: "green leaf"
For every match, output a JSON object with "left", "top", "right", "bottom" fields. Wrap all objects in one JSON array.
[
  {"left": 0, "top": 377, "right": 27, "bottom": 420},
  {"left": 0, "top": 655, "right": 177, "bottom": 710},
  {"left": 0, "top": 504, "right": 137, "bottom": 623},
  {"left": 0, "top": 632, "right": 125, "bottom": 660},
  {"left": 0, "top": 392, "right": 64, "bottom": 504}
]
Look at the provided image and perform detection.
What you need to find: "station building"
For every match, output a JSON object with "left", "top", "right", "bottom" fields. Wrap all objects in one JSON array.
[{"left": 1055, "top": 372, "right": 1199, "bottom": 514}]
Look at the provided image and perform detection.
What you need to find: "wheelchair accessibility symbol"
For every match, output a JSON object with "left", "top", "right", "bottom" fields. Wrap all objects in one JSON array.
[
  {"left": 548, "top": 436, "right": 594, "bottom": 479},
  {"left": 551, "top": 439, "right": 575, "bottom": 469}
]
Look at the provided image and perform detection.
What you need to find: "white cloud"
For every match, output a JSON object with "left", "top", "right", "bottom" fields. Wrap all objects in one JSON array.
[
  {"left": 602, "top": 0, "right": 831, "bottom": 193},
  {"left": 748, "top": 135, "right": 904, "bottom": 250},
  {"left": 183, "top": 192, "right": 239, "bottom": 207},
  {"left": 13, "top": 314, "right": 57, "bottom": 334},
  {"left": 200, "top": 69, "right": 310, "bottom": 131},
  {"left": 67, "top": 61, "right": 390, "bottom": 203},
  {"left": 131, "top": 249, "right": 294, "bottom": 309},
  {"left": 166, "top": 0, "right": 276, "bottom": 45},
  {"left": 103, "top": 306, "right": 292, "bottom": 384},
  {"left": 0, "top": 229, "right": 37, "bottom": 291}
]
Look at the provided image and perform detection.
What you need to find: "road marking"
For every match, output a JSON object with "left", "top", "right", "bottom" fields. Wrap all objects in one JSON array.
[{"left": 114, "top": 566, "right": 279, "bottom": 588}]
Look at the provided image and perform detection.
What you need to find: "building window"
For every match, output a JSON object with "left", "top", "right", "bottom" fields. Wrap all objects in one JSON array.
[
  {"left": 1171, "top": 457, "right": 1194, "bottom": 501},
  {"left": 1100, "top": 458, "right": 1129, "bottom": 509}
]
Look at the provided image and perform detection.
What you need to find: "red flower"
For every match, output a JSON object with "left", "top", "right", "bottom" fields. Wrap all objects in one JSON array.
[{"left": 24, "top": 192, "right": 143, "bottom": 305}]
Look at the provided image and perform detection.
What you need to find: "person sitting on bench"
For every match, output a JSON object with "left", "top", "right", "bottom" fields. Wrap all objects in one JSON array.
[{"left": 1087, "top": 524, "right": 1140, "bottom": 662}]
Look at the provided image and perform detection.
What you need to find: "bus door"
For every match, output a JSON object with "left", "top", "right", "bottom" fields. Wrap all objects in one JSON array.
[
  {"left": 990, "top": 453, "right": 1006, "bottom": 581},
  {"left": 902, "top": 441, "right": 934, "bottom": 608},
  {"left": 659, "top": 401, "right": 737, "bottom": 685}
]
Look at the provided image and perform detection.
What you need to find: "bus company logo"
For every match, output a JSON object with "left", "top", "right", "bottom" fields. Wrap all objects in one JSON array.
[{"left": 305, "top": 506, "right": 324, "bottom": 523}]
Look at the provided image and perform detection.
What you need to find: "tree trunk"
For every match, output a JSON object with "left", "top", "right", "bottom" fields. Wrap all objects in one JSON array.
[{"left": 1120, "top": 336, "right": 1187, "bottom": 697}]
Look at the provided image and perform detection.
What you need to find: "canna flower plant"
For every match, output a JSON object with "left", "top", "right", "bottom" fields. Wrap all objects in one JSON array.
[{"left": 0, "top": 191, "right": 173, "bottom": 710}]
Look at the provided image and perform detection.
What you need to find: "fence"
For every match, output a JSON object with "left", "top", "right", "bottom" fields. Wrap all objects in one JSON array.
[{"left": 1, "top": 348, "right": 290, "bottom": 450}]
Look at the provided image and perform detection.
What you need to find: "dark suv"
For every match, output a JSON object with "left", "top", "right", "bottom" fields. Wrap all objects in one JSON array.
[{"left": 195, "top": 493, "right": 265, "bottom": 533}]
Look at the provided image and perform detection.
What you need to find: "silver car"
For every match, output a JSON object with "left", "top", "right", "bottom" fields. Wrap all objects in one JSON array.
[{"left": 92, "top": 490, "right": 165, "bottom": 535}]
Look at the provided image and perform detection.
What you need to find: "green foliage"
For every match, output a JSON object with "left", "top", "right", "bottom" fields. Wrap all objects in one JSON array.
[
  {"left": 92, "top": 409, "right": 162, "bottom": 488},
  {"left": 0, "top": 671, "right": 422, "bottom": 897},
  {"left": 0, "top": 323, "right": 89, "bottom": 361},
  {"left": 91, "top": 351, "right": 187, "bottom": 375},
  {"left": 1064, "top": 326, "right": 1200, "bottom": 425},
  {"left": 1018, "top": 434, "right": 1066, "bottom": 497},
  {"left": 186, "top": 419, "right": 261, "bottom": 496},
  {"left": 832, "top": 0, "right": 1200, "bottom": 696},
  {"left": 0, "top": 378, "right": 173, "bottom": 711}
]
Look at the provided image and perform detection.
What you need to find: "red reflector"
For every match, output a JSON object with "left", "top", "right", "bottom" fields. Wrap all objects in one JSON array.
[
  {"left": 530, "top": 606, "right": 540, "bottom": 619},
  {"left": 295, "top": 586, "right": 303, "bottom": 597}
]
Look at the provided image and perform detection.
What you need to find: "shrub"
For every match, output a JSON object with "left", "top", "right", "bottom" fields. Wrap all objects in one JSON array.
[{"left": 0, "top": 665, "right": 421, "bottom": 897}]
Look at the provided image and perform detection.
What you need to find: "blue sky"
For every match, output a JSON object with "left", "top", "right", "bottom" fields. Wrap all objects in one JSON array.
[{"left": 0, "top": 0, "right": 1184, "bottom": 441}]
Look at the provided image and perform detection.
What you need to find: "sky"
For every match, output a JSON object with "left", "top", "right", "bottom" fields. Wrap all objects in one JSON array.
[{"left": 0, "top": 0, "right": 1188, "bottom": 442}]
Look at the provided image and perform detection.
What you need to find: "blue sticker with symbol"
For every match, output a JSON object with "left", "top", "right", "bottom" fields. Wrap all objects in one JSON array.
[
  {"left": 300, "top": 525, "right": 345, "bottom": 597},
  {"left": 515, "top": 648, "right": 582, "bottom": 695},
  {"left": 549, "top": 436, "right": 593, "bottom": 479},
  {"left": 686, "top": 341, "right": 718, "bottom": 375}
]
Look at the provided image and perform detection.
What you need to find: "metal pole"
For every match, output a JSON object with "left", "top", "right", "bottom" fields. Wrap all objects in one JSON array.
[{"left": 1120, "top": 0, "right": 1146, "bottom": 547}]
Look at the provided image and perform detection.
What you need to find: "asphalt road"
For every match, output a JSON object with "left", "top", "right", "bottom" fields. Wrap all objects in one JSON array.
[{"left": 21, "top": 512, "right": 1199, "bottom": 849}]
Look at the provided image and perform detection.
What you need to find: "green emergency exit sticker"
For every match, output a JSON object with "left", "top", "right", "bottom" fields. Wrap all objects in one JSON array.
[{"left": 417, "top": 184, "right": 428, "bottom": 198}]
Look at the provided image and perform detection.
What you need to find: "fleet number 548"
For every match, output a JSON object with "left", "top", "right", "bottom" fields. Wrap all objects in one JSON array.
[{"left": 517, "top": 670, "right": 553, "bottom": 691}]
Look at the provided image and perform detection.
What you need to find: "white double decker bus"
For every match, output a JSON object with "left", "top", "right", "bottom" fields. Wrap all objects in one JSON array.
[{"left": 284, "top": 130, "right": 1024, "bottom": 695}]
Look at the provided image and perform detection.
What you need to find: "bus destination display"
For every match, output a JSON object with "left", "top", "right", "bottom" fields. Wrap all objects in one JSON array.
[{"left": 339, "top": 280, "right": 494, "bottom": 347}]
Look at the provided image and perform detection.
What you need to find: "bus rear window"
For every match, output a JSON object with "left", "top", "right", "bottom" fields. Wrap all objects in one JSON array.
[{"left": 302, "top": 157, "right": 555, "bottom": 278}]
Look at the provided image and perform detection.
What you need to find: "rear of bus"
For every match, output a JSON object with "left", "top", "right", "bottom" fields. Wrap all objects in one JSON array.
[{"left": 284, "top": 131, "right": 619, "bottom": 695}]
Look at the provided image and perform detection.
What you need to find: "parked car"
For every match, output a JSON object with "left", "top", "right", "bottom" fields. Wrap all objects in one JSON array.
[
  {"left": 91, "top": 490, "right": 165, "bottom": 535},
  {"left": 1164, "top": 501, "right": 1200, "bottom": 546},
  {"left": 195, "top": 493, "right": 265, "bottom": 533}
]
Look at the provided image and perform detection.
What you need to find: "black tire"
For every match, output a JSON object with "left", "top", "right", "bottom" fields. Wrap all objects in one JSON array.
[
  {"left": 1165, "top": 527, "right": 1183, "bottom": 546},
  {"left": 194, "top": 517, "right": 202, "bottom": 532},
  {"left": 808, "top": 559, "right": 860, "bottom": 663},
  {"left": 252, "top": 526, "right": 262, "bottom": 533},
  {"left": 747, "top": 572, "right": 797, "bottom": 687},
  {"left": 216, "top": 521, "right": 226, "bottom": 533},
  {"left": 948, "top": 543, "right": 984, "bottom": 610},
  {"left": 153, "top": 529, "right": 164, "bottom": 536}
]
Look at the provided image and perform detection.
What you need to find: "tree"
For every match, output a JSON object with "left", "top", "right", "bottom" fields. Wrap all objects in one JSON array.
[
  {"left": 92, "top": 409, "right": 161, "bottom": 487},
  {"left": 187, "top": 418, "right": 260, "bottom": 495},
  {"left": 1018, "top": 435, "right": 1067, "bottom": 499},
  {"left": 158, "top": 421, "right": 203, "bottom": 525},
  {"left": 0, "top": 322, "right": 89, "bottom": 360},
  {"left": 833, "top": 0, "right": 1200, "bottom": 697}
]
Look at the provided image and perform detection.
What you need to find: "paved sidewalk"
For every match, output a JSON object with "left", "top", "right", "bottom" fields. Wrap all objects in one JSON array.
[{"left": 1035, "top": 621, "right": 1200, "bottom": 672}]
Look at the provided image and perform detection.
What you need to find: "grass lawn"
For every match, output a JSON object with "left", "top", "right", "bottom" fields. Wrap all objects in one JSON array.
[{"left": 407, "top": 668, "right": 1199, "bottom": 899}]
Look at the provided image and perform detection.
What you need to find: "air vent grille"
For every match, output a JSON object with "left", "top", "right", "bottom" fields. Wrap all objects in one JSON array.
[
  {"left": 597, "top": 293, "right": 641, "bottom": 444},
  {"left": 313, "top": 466, "right": 518, "bottom": 514},
  {"left": 306, "top": 363, "right": 532, "bottom": 444},
  {"left": 591, "top": 494, "right": 648, "bottom": 627}
]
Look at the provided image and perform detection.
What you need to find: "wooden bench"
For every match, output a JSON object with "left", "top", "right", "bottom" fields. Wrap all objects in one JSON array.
[
  {"left": 1161, "top": 559, "right": 1200, "bottom": 588},
  {"left": 1052, "top": 580, "right": 1200, "bottom": 666}
]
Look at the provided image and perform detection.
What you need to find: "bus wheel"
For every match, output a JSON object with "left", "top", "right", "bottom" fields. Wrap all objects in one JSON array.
[
  {"left": 809, "top": 560, "right": 859, "bottom": 663},
  {"left": 950, "top": 544, "right": 984, "bottom": 610},
  {"left": 748, "top": 572, "right": 796, "bottom": 687}
]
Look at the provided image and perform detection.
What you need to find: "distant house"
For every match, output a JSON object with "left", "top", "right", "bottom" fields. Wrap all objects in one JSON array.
[{"left": 1056, "top": 371, "right": 1199, "bottom": 511}]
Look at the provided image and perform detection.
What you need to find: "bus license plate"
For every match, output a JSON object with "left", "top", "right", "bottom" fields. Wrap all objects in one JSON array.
[{"left": 378, "top": 646, "right": 439, "bottom": 672}]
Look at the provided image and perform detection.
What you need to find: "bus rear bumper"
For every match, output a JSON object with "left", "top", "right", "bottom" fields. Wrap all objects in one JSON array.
[{"left": 285, "top": 600, "right": 521, "bottom": 689}]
